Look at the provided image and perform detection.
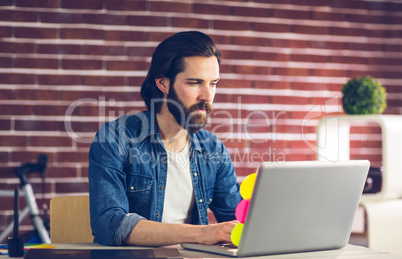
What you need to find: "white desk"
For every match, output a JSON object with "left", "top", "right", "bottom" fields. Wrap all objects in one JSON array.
[{"left": 6, "top": 243, "right": 402, "bottom": 258}]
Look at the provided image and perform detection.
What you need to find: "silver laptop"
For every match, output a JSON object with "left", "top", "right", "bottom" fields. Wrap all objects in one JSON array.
[{"left": 181, "top": 160, "right": 370, "bottom": 257}]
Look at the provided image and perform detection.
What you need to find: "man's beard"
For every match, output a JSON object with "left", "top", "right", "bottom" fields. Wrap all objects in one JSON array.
[{"left": 166, "top": 87, "right": 213, "bottom": 134}]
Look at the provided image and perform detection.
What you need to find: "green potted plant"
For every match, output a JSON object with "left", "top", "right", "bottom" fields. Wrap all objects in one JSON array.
[{"left": 341, "top": 76, "right": 387, "bottom": 115}]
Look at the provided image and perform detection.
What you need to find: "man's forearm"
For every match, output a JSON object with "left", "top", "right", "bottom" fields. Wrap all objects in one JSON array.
[{"left": 123, "top": 219, "right": 237, "bottom": 246}]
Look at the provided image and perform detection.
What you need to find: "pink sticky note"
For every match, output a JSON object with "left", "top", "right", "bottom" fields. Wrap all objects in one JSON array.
[{"left": 235, "top": 199, "right": 250, "bottom": 223}]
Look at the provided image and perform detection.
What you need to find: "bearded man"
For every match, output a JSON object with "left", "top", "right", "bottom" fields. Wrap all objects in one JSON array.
[{"left": 88, "top": 31, "right": 242, "bottom": 246}]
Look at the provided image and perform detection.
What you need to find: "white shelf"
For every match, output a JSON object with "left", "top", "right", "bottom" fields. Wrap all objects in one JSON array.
[
  {"left": 316, "top": 114, "right": 402, "bottom": 255},
  {"left": 316, "top": 114, "right": 402, "bottom": 200}
]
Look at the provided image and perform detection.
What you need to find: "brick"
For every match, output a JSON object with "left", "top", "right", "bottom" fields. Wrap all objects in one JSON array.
[
  {"left": 75, "top": 105, "right": 101, "bottom": 117},
  {"left": 254, "top": 22, "right": 291, "bottom": 33},
  {"left": 84, "top": 13, "right": 127, "bottom": 25},
  {"left": 310, "top": 41, "right": 345, "bottom": 50},
  {"left": 212, "top": 93, "right": 231, "bottom": 103},
  {"left": 254, "top": 81, "right": 290, "bottom": 89},
  {"left": 271, "top": 39, "right": 308, "bottom": 49},
  {"left": 383, "top": 15, "right": 402, "bottom": 25},
  {"left": 35, "top": 105, "right": 74, "bottom": 116},
  {"left": 172, "top": 17, "right": 209, "bottom": 29},
  {"left": 41, "top": 12, "right": 84, "bottom": 24},
  {"left": 16, "top": 89, "right": 58, "bottom": 101},
  {"left": 292, "top": 54, "right": 328, "bottom": 63},
  {"left": 0, "top": 135, "right": 27, "bottom": 147},
  {"left": 55, "top": 181, "right": 89, "bottom": 193},
  {"left": 313, "top": 69, "right": 348, "bottom": 77},
  {"left": 331, "top": 56, "right": 367, "bottom": 65},
  {"left": 11, "top": 151, "right": 56, "bottom": 163},
  {"left": 271, "top": 96, "right": 309, "bottom": 105},
  {"left": 233, "top": 65, "right": 271, "bottom": 75},
  {"left": 16, "top": 0, "right": 58, "bottom": 8},
  {"left": 292, "top": 82, "right": 330, "bottom": 91},
  {"left": 274, "top": 67, "right": 310, "bottom": 76},
  {"left": 30, "top": 136, "right": 73, "bottom": 147},
  {"left": 60, "top": 28, "right": 104, "bottom": 40},
  {"left": 61, "top": 0, "right": 103, "bottom": 9},
  {"left": 220, "top": 50, "right": 251, "bottom": 60},
  {"left": 60, "top": 91, "right": 103, "bottom": 101},
  {"left": 38, "top": 74, "right": 82, "bottom": 85},
  {"left": 219, "top": 79, "right": 252, "bottom": 89},
  {"left": 62, "top": 59, "right": 103, "bottom": 70},
  {"left": 312, "top": 11, "right": 347, "bottom": 21},
  {"left": 105, "top": 31, "right": 146, "bottom": 42},
  {"left": 0, "top": 120, "right": 11, "bottom": 130},
  {"left": 209, "top": 35, "right": 230, "bottom": 45},
  {"left": 106, "top": 0, "right": 147, "bottom": 11},
  {"left": 127, "top": 47, "right": 155, "bottom": 57},
  {"left": 232, "top": 6, "right": 271, "bottom": 17},
  {"left": 0, "top": 89, "right": 14, "bottom": 99},
  {"left": 46, "top": 166, "right": 79, "bottom": 178},
  {"left": 232, "top": 94, "right": 270, "bottom": 104},
  {"left": 106, "top": 91, "right": 142, "bottom": 102},
  {"left": 0, "top": 42, "right": 35, "bottom": 54},
  {"left": 331, "top": 26, "right": 367, "bottom": 37},
  {"left": 15, "top": 58, "right": 59, "bottom": 69},
  {"left": 0, "top": 57, "right": 12, "bottom": 68},
  {"left": 128, "top": 76, "right": 146, "bottom": 86},
  {"left": 84, "top": 45, "right": 125, "bottom": 56},
  {"left": 83, "top": 75, "right": 125, "bottom": 86},
  {"left": 0, "top": 10, "right": 37, "bottom": 22},
  {"left": 151, "top": 1, "right": 191, "bottom": 13},
  {"left": 214, "top": 20, "right": 252, "bottom": 31},
  {"left": 106, "top": 60, "right": 147, "bottom": 71},
  {"left": 194, "top": 3, "right": 231, "bottom": 15},
  {"left": 232, "top": 36, "right": 268, "bottom": 47},
  {"left": 129, "top": 16, "right": 168, "bottom": 27},
  {"left": 15, "top": 27, "right": 57, "bottom": 39},
  {"left": 294, "top": 25, "right": 329, "bottom": 35},
  {"left": 254, "top": 52, "right": 290, "bottom": 62},
  {"left": 37, "top": 44, "right": 81, "bottom": 54},
  {"left": 294, "top": 0, "right": 329, "bottom": 6},
  {"left": 273, "top": 9, "right": 310, "bottom": 19},
  {"left": 15, "top": 120, "right": 59, "bottom": 131},
  {"left": 62, "top": 121, "right": 102, "bottom": 133},
  {"left": 0, "top": 0, "right": 12, "bottom": 6},
  {"left": 331, "top": 0, "right": 367, "bottom": 9},
  {"left": 0, "top": 73, "right": 35, "bottom": 84}
]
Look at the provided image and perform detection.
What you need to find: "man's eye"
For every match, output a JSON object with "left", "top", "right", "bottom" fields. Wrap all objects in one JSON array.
[{"left": 188, "top": 81, "right": 200, "bottom": 85}]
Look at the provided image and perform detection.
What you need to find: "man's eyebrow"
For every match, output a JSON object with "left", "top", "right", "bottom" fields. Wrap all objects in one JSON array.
[{"left": 185, "top": 78, "right": 220, "bottom": 82}]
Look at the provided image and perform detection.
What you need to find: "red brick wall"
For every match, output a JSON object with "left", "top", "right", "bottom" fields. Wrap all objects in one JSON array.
[{"left": 1, "top": 0, "right": 402, "bottom": 233}]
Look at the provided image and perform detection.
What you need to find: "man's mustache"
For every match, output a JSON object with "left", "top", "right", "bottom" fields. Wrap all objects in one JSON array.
[{"left": 189, "top": 102, "right": 213, "bottom": 114}]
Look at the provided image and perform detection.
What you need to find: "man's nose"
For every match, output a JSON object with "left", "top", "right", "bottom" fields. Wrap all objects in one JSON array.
[{"left": 199, "top": 84, "right": 215, "bottom": 103}]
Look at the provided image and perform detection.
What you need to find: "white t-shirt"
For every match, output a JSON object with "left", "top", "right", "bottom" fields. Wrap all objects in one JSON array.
[{"left": 161, "top": 141, "right": 195, "bottom": 224}]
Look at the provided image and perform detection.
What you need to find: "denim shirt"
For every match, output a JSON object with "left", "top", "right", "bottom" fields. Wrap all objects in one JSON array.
[{"left": 88, "top": 110, "right": 242, "bottom": 246}]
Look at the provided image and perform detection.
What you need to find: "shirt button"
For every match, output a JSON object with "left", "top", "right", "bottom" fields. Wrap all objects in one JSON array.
[
  {"left": 160, "top": 186, "right": 164, "bottom": 191},
  {"left": 130, "top": 186, "right": 134, "bottom": 190},
  {"left": 199, "top": 199, "right": 203, "bottom": 203},
  {"left": 193, "top": 173, "right": 197, "bottom": 177},
  {"left": 209, "top": 198, "right": 212, "bottom": 202},
  {"left": 156, "top": 213, "right": 160, "bottom": 217}
]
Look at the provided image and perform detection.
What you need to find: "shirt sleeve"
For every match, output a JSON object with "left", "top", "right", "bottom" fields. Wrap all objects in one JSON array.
[
  {"left": 88, "top": 121, "right": 145, "bottom": 246},
  {"left": 209, "top": 141, "right": 242, "bottom": 222}
]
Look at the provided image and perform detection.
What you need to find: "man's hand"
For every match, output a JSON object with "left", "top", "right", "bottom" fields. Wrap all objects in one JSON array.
[
  {"left": 123, "top": 219, "right": 239, "bottom": 246},
  {"left": 198, "top": 220, "right": 239, "bottom": 244}
]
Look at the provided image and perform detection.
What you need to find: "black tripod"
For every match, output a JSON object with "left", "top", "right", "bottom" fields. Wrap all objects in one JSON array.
[{"left": 0, "top": 154, "right": 51, "bottom": 243}]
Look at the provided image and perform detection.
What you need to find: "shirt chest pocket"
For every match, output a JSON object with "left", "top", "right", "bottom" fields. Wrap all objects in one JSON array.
[
  {"left": 126, "top": 174, "right": 154, "bottom": 213},
  {"left": 127, "top": 174, "right": 153, "bottom": 194}
]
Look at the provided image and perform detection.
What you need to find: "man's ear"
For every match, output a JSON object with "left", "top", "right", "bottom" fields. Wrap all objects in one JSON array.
[{"left": 155, "top": 77, "right": 169, "bottom": 94}]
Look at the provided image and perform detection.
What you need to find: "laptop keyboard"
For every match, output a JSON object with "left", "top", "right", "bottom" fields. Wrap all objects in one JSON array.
[{"left": 217, "top": 242, "right": 238, "bottom": 249}]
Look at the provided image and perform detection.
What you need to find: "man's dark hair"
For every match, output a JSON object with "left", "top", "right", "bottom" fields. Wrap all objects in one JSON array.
[{"left": 140, "top": 31, "right": 221, "bottom": 113}]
